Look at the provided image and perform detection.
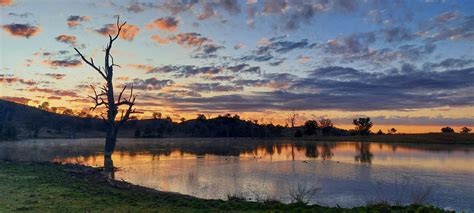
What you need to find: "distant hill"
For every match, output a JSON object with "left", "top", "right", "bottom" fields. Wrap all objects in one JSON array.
[{"left": 0, "top": 100, "right": 298, "bottom": 140}]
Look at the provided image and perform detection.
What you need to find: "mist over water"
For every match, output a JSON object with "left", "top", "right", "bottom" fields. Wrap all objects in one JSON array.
[{"left": 1, "top": 138, "right": 473, "bottom": 211}]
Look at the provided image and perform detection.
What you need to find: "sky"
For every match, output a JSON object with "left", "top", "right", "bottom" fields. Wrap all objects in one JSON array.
[{"left": 1, "top": 0, "right": 473, "bottom": 133}]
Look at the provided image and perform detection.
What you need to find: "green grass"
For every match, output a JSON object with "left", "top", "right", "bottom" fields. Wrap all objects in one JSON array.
[{"left": 0, "top": 161, "right": 448, "bottom": 212}]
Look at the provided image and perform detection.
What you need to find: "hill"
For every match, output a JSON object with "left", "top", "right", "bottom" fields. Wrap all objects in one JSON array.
[{"left": 0, "top": 100, "right": 294, "bottom": 140}]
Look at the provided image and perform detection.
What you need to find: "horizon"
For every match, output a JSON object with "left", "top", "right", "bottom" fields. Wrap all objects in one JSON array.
[{"left": 1, "top": 0, "right": 473, "bottom": 133}]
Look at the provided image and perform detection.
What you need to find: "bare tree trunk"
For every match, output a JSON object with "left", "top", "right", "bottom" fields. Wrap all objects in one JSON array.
[
  {"left": 104, "top": 127, "right": 118, "bottom": 158},
  {"left": 74, "top": 17, "right": 137, "bottom": 165}
]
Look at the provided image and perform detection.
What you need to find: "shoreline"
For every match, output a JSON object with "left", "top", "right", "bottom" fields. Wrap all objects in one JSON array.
[
  {"left": 4, "top": 133, "right": 474, "bottom": 145},
  {"left": 0, "top": 161, "right": 450, "bottom": 212}
]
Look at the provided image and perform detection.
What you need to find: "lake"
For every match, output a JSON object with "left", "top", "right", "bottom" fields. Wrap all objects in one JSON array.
[{"left": 0, "top": 138, "right": 473, "bottom": 211}]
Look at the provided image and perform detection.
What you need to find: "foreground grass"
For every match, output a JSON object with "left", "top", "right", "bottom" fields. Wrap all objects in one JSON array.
[
  {"left": 0, "top": 161, "right": 448, "bottom": 212},
  {"left": 299, "top": 133, "right": 474, "bottom": 144}
]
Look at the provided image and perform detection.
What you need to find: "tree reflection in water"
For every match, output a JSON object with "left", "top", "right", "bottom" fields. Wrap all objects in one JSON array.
[{"left": 354, "top": 143, "right": 374, "bottom": 164}]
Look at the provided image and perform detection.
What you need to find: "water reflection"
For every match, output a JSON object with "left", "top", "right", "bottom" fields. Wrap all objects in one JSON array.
[{"left": 0, "top": 138, "right": 473, "bottom": 210}]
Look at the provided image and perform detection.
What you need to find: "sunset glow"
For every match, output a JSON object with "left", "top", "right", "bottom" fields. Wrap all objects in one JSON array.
[{"left": 1, "top": 0, "right": 473, "bottom": 132}]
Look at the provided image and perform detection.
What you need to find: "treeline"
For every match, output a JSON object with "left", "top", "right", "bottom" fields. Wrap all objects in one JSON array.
[{"left": 0, "top": 100, "right": 471, "bottom": 140}]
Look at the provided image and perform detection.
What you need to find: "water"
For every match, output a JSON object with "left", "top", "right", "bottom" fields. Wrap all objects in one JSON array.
[{"left": 0, "top": 138, "right": 473, "bottom": 211}]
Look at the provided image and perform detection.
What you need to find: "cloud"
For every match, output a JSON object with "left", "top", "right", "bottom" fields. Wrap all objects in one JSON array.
[
  {"left": 2, "top": 23, "right": 41, "bottom": 38},
  {"left": 146, "top": 17, "right": 179, "bottom": 32},
  {"left": 160, "top": 0, "right": 199, "bottom": 15},
  {"left": 297, "top": 55, "right": 311, "bottom": 64},
  {"left": 240, "top": 36, "right": 311, "bottom": 64},
  {"left": 234, "top": 43, "right": 245, "bottom": 49},
  {"left": 44, "top": 73, "right": 66, "bottom": 80},
  {"left": 0, "top": 96, "right": 31, "bottom": 104},
  {"left": 226, "top": 63, "right": 261, "bottom": 74},
  {"left": 127, "top": 78, "right": 174, "bottom": 90},
  {"left": 0, "top": 0, "right": 14, "bottom": 7},
  {"left": 424, "top": 58, "right": 474, "bottom": 69},
  {"left": 382, "top": 27, "right": 415, "bottom": 43},
  {"left": 55, "top": 34, "right": 77, "bottom": 45},
  {"left": 168, "top": 32, "right": 211, "bottom": 47},
  {"left": 67, "top": 15, "right": 91, "bottom": 27},
  {"left": 0, "top": 76, "right": 37, "bottom": 86},
  {"left": 147, "top": 65, "right": 223, "bottom": 77},
  {"left": 28, "top": 87, "right": 78, "bottom": 97},
  {"left": 126, "top": 1, "right": 159, "bottom": 13},
  {"left": 192, "top": 43, "right": 225, "bottom": 58},
  {"left": 163, "top": 65, "right": 474, "bottom": 112},
  {"left": 151, "top": 35, "right": 169, "bottom": 44},
  {"left": 435, "top": 11, "right": 461, "bottom": 23},
  {"left": 196, "top": 0, "right": 241, "bottom": 20},
  {"left": 96, "top": 24, "right": 140, "bottom": 41},
  {"left": 428, "top": 15, "right": 474, "bottom": 42},
  {"left": 43, "top": 59, "right": 82, "bottom": 68},
  {"left": 187, "top": 82, "right": 243, "bottom": 92},
  {"left": 7, "top": 12, "right": 33, "bottom": 18}
]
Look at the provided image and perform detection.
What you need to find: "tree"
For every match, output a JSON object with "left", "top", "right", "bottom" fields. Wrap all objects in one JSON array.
[
  {"left": 196, "top": 114, "right": 206, "bottom": 121},
  {"left": 388, "top": 128, "right": 397, "bottom": 134},
  {"left": 319, "top": 119, "right": 333, "bottom": 128},
  {"left": 376, "top": 129, "right": 383, "bottom": 135},
  {"left": 152, "top": 112, "right": 162, "bottom": 120},
  {"left": 352, "top": 117, "right": 373, "bottom": 135},
  {"left": 303, "top": 120, "right": 318, "bottom": 136},
  {"left": 38, "top": 101, "right": 49, "bottom": 111},
  {"left": 287, "top": 110, "right": 298, "bottom": 128},
  {"left": 74, "top": 17, "right": 137, "bottom": 158},
  {"left": 461, "top": 127, "right": 471, "bottom": 134},
  {"left": 294, "top": 129, "right": 303, "bottom": 138},
  {"left": 441, "top": 126, "right": 455, "bottom": 133}
]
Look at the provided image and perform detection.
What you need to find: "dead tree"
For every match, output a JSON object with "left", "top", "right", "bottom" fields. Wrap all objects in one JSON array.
[{"left": 74, "top": 17, "right": 136, "bottom": 158}]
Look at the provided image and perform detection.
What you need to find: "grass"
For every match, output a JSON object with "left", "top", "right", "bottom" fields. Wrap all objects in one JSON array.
[
  {"left": 0, "top": 161, "right": 450, "bottom": 212},
  {"left": 298, "top": 133, "right": 474, "bottom": 144}
]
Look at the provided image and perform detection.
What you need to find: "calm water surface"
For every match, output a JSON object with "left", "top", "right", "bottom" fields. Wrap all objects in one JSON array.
[{"left": 0, "top": 138, "right": 473, "bottom": 211}]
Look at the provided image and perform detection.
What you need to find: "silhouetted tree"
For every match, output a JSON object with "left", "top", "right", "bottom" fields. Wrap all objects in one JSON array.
[
  {"left": 294, "top": 129, "right": 303, "bottom": 138},
  {"left": 152, "top": 112, "right": 162, "bottom": 120},
  {"left": 74, "top": 17, "right": 137, "bottom": 158},
  {"left": 319, "top": 118, "right": 333, "bottom": 135},
  {"left": 352, "top": 117, "right": 373, "bottom": 135},
  {"left": 388, "top": 128, "right": 397, "bottom": 134},
  {"left": 441, "top": 126, "right": 455, "bottom": 133},
  {"left": 460, "top": 127, "right": 471, "bottom": 133},
  {"left": 38, "top": 101, "right": 49, "bottom": 111},
  {"left": 134, "top": 128, "right": 141, "bottom": 138},
  {"left": 376, "top": 129, "right": 384, "bottom": 135},
  {"left": 197, "top": 114, "right": 206, "bottom": 121},
  {"left": 287, "top": 110, "right": 298, "bottom": 128},
  {"left": 303, "top": 120, "right": 318, "bottom": 136}
]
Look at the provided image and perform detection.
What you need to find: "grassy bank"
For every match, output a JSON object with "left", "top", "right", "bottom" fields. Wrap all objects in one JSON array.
[
  {"left": 0, "top": 161, "right": 447, "bottom": 212},
  {"left": 298, "top": 133, "right": 474, "bottom": 144}
]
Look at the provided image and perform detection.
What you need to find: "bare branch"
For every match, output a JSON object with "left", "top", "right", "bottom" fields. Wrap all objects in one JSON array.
[
  {"left": 89, "top": 85, "right": 108, "bottom": 111},
  {"left": 74, "top": 48, "right": 107, "bottom": 79}
]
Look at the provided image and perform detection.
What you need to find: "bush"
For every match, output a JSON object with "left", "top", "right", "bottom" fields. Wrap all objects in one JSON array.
[{"left": 441, "top": 126, "right": 454, "bottom": 133}]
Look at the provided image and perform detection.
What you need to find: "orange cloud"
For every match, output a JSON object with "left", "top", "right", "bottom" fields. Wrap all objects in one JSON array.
[
  {"left": 55, "top": 34, "right": 77, "bottom": 44},
  {"left": 0, "top": 76, "right": 36, "bottom": 86},
  {"left": 127, "top": 64, "right": 154, "bottom": 71},
  {"left": 96, "top": 24, "right": 140, "bottom": 41},
  {"left": 151, "top": 35, "right": 169, "bottom": 44},
  {"left": 28, "top": 87, "right": 78, "bottom": 97},
  {"left": 0, "top": 96, "right": 31, "bottom": 104},
  {"left": 67, "top": 15, "right": 91, "bottom": 27},
  {"left": 146, "top": 17, "right": 179, "bottom": 32},
  {"left": 2, "top": 24, "right": 41, "bottom": 38},
  {"left": 0, "top": 0, "right": 14, "bottom": 6}
]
